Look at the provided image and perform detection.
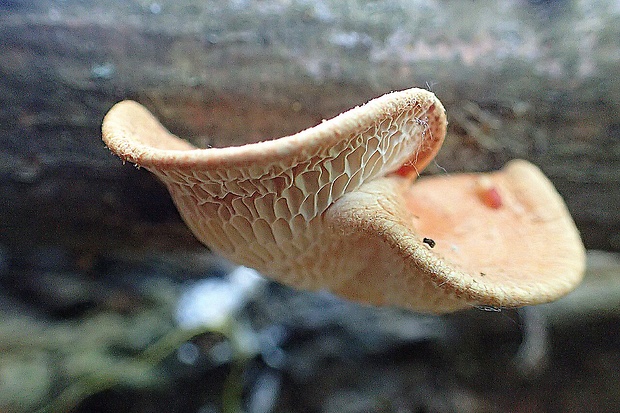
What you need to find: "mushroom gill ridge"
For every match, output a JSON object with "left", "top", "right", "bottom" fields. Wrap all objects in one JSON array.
[{"left": 102, "top": 88, "right": 585, "bottom": 313}]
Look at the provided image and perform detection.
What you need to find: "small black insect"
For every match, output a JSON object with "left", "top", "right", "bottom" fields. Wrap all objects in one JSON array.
[{"left": 423, "top": 237, "right": 436, "bottom": 248}]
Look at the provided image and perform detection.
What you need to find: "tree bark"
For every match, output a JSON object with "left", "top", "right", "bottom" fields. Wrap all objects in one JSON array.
[{"left": 1, "top": 0, "right": 619, "bottom": 253}]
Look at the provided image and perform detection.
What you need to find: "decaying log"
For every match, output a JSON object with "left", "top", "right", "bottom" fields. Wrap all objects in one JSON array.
[{"left": 1, "top": 0, "right": 619, "bottom": 253}]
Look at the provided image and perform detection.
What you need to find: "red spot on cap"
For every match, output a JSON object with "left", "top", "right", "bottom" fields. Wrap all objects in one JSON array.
[
  {"left": 395, "top": 163, "right": 416, "bottom": 177},
  {"left": 476, "top": 178, "right": 503, "bottom": 209}
]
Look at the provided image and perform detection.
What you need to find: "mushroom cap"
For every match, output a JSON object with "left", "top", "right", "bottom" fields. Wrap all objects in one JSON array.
[
  {"left": 102, "top": 88, "right": 585, "bottom": 313},
  {"left": 102, "top": 89, "right": 445, "bottom": 174},
  {"left": 326, "top": 160, "right": 586, "bottom": 312}
]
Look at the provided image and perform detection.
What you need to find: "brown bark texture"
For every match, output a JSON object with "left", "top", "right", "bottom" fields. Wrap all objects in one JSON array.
[{"left": 1, "top": 0, "right": 619, "bottom": 253}]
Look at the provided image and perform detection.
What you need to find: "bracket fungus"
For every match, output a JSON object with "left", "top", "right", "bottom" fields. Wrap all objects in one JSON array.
[{"left": 102, "top": 88, "right": 585, "bottom": 313}]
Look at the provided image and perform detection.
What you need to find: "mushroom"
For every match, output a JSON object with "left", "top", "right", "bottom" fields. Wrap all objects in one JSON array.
[{"left": 102, "top": 88, "right": 585, "bottom": 313}]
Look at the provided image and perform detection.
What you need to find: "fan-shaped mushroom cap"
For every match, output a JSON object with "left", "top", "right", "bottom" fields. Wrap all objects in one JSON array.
[
  {"left": 326, "top": 161, "right": 586, "bottom": 312},
  {"left": 102, "top": 88, "right": 585, "bottom": 313}
]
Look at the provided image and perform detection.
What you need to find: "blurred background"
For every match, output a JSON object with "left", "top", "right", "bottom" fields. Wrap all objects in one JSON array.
[{"left": 1, "top": 0, "right": 619, "bottom": 412}]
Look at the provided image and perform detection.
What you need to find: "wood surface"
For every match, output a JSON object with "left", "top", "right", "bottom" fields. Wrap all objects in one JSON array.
[{"left": 1, "top": 0, "right": 619, "bottom": 253}]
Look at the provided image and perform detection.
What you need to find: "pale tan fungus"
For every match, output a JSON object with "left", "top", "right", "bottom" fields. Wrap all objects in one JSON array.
[{"left": 102, "top": 88, "right": 585, "bottom": 313}]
